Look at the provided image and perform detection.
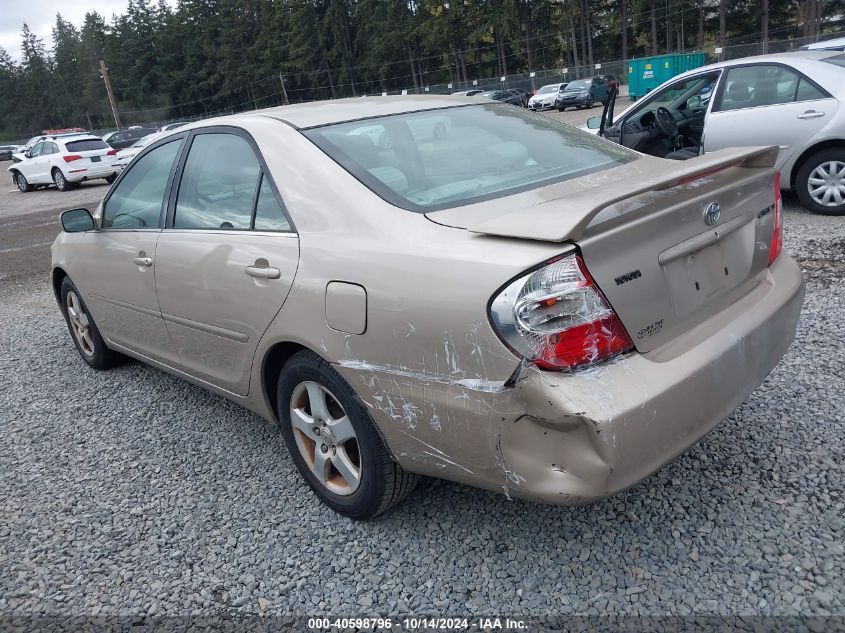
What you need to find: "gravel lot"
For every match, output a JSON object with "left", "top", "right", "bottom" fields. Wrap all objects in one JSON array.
[{"left": 0, "top": 132, "right": 843, "bottom": 626}]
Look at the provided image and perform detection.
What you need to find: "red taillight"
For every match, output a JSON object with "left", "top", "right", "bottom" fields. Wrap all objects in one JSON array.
[
  {"left": 489, "top": 252, "right": 634, "bottom": 371},
  {"left": 63, "top": 155, "right": 83, "bottom": 163},
  {"left": 106, "top": 149, "right": 117, "bottom": 156},
  {"left": 768, "top": 171, "right": 784, "bottom": 266}
]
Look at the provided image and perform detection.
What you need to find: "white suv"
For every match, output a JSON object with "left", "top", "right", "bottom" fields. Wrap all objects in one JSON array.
[{"left": 8, "top": 135, "right": 120, "bottom": 192}]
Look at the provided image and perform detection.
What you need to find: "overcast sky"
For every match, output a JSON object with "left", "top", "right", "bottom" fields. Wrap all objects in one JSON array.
[{"left": 1, "top": 0, "right": 174, "bottom": 61}]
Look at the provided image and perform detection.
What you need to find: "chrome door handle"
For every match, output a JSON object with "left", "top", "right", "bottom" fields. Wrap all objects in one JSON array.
[
  {"left": 245, "top": 265, "right": 280, "bottom": 279},
  {"left": 132, "top": 256, "right": 153, "bottom": 267},
  {"left": 797, "top": 110, "right": 825, "bottom": 119}
]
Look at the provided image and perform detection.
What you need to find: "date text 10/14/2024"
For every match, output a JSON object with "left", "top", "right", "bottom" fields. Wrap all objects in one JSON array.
[{"left": 307, "top": 617, "right": 528, "bottom": 631}]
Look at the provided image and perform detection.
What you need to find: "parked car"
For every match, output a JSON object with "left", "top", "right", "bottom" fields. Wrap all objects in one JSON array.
[
  {"left": 12, "top": 131, "right": 88, "bottom": 162},
  {"left": 478, "top": 89, "right": 524, "bottom": 106},
  {"left": 8, "top": 135, "right": 120, "bottom": 192},
  {"left": 528, "top": 83, "right": 568, "bottom": 110},
  {"left": 102, "top": 127, "right": 158, "bottom": 150},
  {"left": 51, "top": 96, "right": 803, "bottom": 518},
  {"left": 589, "top": 49, "right": 845, "bottom": 215},
  {"left": 451, "top": 89, "right": 483, "bottom": 96},
  {"left": 556, "top": 76, "right": 610, "bottom": 111},
  {"left": 0, "top": 145, "right": 20, "bottom": 161},
  {"left": 799, "top": 36, "right": 845, "bottom": 51},
  {"left": 115, "top": 131, "right": 167, "bottom": 168},
  {"left": 506, "top": 88, "right": 529, "bottom": 107}
]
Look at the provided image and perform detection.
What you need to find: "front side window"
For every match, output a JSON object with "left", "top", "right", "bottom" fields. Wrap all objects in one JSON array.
[
  {"left": 634, "top": 73, "right": 720, "bottom": 116},
  {"left": 716, "top": 65, "right": 809, "bottom": 111},
  {"left": 305, "top": 103, "right": 636, "bottom": 212},
  {"left": 102, "top": 139, "right": 181, "bottom": 229},
  {"left": 173, "top": 133, "right": 261, "bottom": 230},
  {"left": 29, "top": 143, "right": 44, "bottom": 158}
]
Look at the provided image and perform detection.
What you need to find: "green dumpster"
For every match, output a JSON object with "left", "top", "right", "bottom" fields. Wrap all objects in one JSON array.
[{"left": 627, "top": 52, "right": 706, "bottom": 100}]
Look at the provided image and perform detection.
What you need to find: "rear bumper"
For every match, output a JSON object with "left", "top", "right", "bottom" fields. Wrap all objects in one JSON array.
[
  {"left": 499, "top": 254, "right": 805, "bottom": 504},
  {"left": 336, "top": 255, "right": 805, "bottom": 505},
  {"left": 64, "top": 165, "right": 120, "bottom": 182}
]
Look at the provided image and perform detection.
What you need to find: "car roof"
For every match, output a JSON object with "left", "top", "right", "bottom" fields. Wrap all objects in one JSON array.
[
  {"left": 56, "top": 135, "right": 104, "bottom": 144},
  {"left": 250, "top": 95, "right": 478, "bottom": 129},
  {"left": 675, "top": 49, "right": 841, "bottom": 74}
]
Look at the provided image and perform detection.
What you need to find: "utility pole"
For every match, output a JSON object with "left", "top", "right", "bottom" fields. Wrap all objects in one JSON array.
[
  {"left": 761, "top": 0, "right": 769, "bottom": 53},
  {"left": 279, "top": 73, "right": 290, "bottom": 105},
  {"left": 99, "top": 60, "right": 122, "bottom": 129}
]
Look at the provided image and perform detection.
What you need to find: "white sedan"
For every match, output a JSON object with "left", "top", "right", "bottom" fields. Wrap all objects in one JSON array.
[{"left": 8, "top": 135, "right": 120, "bottom": 192}]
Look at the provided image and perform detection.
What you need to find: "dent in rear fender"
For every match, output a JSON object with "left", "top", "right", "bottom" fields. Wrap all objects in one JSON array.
[{"left": 331, "top": 322, "right": 623, "bottom": 500}]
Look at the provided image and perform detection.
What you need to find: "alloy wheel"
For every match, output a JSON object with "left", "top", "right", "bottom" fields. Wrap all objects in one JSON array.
[
  {"left": 54, "top": 170, "right": 66, "bottom": 189},
  {"left": 808, "top": 161, "right": 845, "bottom": 207},
  {"left": 290, "top": 381, "right": 361, "bottom": 495},
  {"left": 66, "top": 290, "right": 95, "bottom": 357}
]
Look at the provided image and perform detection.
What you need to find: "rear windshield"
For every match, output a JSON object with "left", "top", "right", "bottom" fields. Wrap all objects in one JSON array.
[
  {"left": 65, "top": 139, "right": 109, "bottom": 152},
  {"left": 304, "top": 103, "right": 636, "bottom": 212}
]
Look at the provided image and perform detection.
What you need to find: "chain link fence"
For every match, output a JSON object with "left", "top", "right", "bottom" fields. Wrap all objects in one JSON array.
[{"left": 3, "top": 29, "right": 844, "bottom": 144}]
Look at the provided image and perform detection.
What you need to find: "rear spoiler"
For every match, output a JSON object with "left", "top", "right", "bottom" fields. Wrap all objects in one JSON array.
[{"left": 465, "top": 146, "right": 779, "bottom": 242}]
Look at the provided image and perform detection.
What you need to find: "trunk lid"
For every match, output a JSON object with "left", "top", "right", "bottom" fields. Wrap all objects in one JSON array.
[{"left": 427, "top": 146, "right": 780, "bottom": 353}]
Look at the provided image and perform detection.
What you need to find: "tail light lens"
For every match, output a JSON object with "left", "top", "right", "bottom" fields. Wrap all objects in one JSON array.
[
  {"left": 106, "top": 149, "right": 118, "bottom": 156},
  {"left": 489, "top": 252, "right": 634, "bottom": 371},
  {"left": 62, "top": 155, "right": 83, "bottom": 163},
  {"left": 768, "top": 171, "right": 783, "bottom": 266}
]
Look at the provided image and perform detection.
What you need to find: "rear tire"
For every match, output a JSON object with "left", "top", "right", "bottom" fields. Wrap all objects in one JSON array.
[
  {"left": 14, "top": 172, "right": 32, "bottom": 193},
  {"left": 59, "top": 277, "right": 124, "bottom": 370},
  {"left": 796, "top": 148, "right": 845, "bottom": 216},
  {"left": 277, "top": 350, "right": 418, "bottom": 519},
  {"left": 52, "top": 168, "right": 71, "bottom": 191}
]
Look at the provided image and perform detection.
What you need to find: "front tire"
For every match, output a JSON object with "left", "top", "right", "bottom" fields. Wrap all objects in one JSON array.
[
  {"left": 14, "top": 172, "right": 32, "bottom": 193},
  {"left": 105, "top": 174, "right": 117, "bottom": 184},
  {"left": 59, "top": 277, "right": 124, "bottom": 370},
  {"left": 52, "top": 168, "right": 71, "bottom": 191},
  {"left": 558, "top": 106, "right": 566, "bottom": 112},
  {"left": 796, "top": 149, "right": 845, "bottom": 216},
  {"left": 277, "top": 351, "right": 418, "bottom": 519}
]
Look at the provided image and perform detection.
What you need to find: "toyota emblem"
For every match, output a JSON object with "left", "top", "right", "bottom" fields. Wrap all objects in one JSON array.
[{"left": 703, "top": 201, "right": 721, "bottom": 226}]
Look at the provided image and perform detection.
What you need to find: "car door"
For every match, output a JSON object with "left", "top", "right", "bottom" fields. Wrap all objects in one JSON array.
[
  {"left": 21, "top": 142, "right": 47, "bottom": 182},
  {"left": 603, "top": 71, "right": 721, "bottom": 154},
  {"left": 154, "top": 128, "right": 298, "bottom": 396},
  {"left": 704, "top": 63, "right": 837, "bottom": 170},
  {"left": 70, "top": 137, "right": 185, "bottom": 364}
]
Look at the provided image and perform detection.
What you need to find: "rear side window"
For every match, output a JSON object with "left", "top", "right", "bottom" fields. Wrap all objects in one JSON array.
[
  {"left": 253, "top": 175, "right": 291, "bottom": 231},
  {"left": 103, "top": 140, "right": 181, "bottom": 229},
  {"left": 65, "top": 139, "right": 109, "bottom": 152},
  {"left": 304, "top": 103, "right": 636, "bottom": 212},
  {"left": 174, "top": 133, "right": 261, "bottom": 230}
]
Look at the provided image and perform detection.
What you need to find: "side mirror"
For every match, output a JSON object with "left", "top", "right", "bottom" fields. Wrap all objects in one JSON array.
[
  {"left": 60, "top": 208, "right": 95, "bottom": 233},
  {"left": 586, "top": 116, "right": 602, "bottom": 130},
  {"left": 687, "top": 96, "right": 701, "bottom": 109}
]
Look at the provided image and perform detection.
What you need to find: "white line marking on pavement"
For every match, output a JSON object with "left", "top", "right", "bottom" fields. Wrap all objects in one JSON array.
[{"left": 0, "top": 241, "right": 53, "bottom": 254}]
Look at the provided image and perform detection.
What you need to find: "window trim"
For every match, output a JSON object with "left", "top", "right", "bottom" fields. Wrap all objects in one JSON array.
[
  {"left": 164, "top": 125, "right": 296, "bottom": 234},
  {"left": 99, "top": 132, "right": 188, "bottom": 232},
  {"left": 711, "top": 61, "right": 832, "bottom": 113}
]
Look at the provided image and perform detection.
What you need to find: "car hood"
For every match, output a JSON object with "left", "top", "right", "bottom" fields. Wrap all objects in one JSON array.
[{"left": 425, "top": 146, "right": 778, "bottom": 242}]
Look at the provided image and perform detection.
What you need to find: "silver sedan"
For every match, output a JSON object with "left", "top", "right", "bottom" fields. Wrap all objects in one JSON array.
[{"left": 591, "top": 50, "right": 845, "bottom": 215}]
